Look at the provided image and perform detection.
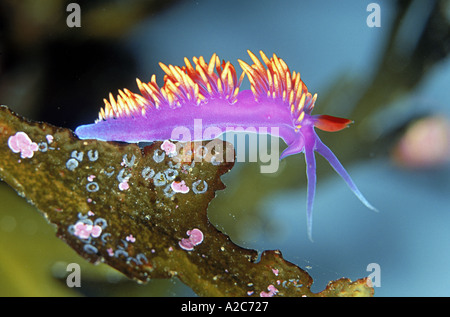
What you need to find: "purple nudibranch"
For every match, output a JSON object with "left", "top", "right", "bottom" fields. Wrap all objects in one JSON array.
[{"left": 75, "top": 50, "right": 376, "bottom": 240}]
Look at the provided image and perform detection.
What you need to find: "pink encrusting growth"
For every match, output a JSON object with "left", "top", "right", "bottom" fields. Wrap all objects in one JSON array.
[
  {"left": 260, "top": 284, "right": 279, "bottom": 297},
  {"left": 73, "top": 221, "right": 102, "bottom": 239},
  {"left": 161, "top": 140, "right": 177, "bottom": 156},
  {"left": 126, "top": 234, "right": 136, "bottom": 243},
  {"left": 8, "top": 131, "right": 39, "bottom": 159},
  {"left": 179, "top": 228, "right": 204, "bottom": 251},
  {"left": 118, "top": 180, "right": 130, "bottom": 191},
  {"left": 171, "top": 180, "right": 190, "bottom": 194},
  {"left": 75, "top": 50, "right": 376, "bottom": 239}
]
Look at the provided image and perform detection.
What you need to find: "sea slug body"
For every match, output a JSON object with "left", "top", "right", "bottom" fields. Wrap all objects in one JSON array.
[{"left": 75, "top": 50, "right": 376, "bottom": 239}]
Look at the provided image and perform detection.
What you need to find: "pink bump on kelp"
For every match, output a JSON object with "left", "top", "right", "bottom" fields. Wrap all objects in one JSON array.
[
  {"left": 171, "top": 180, "right": 189, "bottom": 194},
  {"left": 46, "top": 134, "right": 54, "bottom": 143},
  {"left": 178, "top": 228, "right": 204, "bottom": 251},
  {"left": 126, "top": 234, "right": 136, "bottom": 243},
  {"left": 260, "top": 284, "right": 279, "bottom": 297},
  {"left": 118, "top": 180, "right": 130, "bottom": 191},
  {"left": 8, "top": 131, "right": 39, "bottom": 159},
  {"left": 73, "top": 221, "right": 102, "bottom": 239},
  {"left": 161, "top": 140, "right": 177, "bottom": 156},
  {"left": 74, "top": 50, "right": 376, "bottom": 240}
]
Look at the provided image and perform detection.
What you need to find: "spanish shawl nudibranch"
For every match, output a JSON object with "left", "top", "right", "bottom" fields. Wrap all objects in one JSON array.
[{"left": 75, "top": 50, "right": 376, "bottom": 239}]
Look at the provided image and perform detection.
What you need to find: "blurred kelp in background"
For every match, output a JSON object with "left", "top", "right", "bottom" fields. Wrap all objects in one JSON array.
[
  {"left": 0, "top": 0, "right": 179, "bottom": 127},
  {"left": 0, "top": 0, "right": 449, "bottom": 296}
]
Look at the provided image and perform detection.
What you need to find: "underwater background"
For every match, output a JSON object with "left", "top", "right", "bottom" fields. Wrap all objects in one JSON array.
[{"left": 0, "top": 0, "right": 449, "bottom": 296}]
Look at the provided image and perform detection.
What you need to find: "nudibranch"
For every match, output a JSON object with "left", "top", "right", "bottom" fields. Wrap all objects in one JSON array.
[{"left": 75, "top": 50, "right": 376, "bottom": 239}]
